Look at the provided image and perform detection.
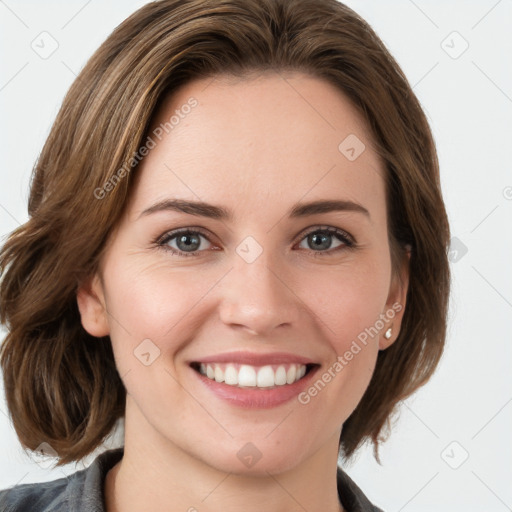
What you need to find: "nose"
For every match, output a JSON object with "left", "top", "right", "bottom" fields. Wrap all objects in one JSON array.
[{"left": 217, "top": 250, "right": 302, "bottom": 337}]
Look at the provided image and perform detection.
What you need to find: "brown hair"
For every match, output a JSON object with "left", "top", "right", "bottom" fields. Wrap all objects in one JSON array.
[{"left": 0, "top": 0, "right": 450, "bottom": 466}]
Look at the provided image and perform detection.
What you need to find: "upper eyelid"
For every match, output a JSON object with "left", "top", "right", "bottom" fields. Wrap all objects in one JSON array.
[{"left": 295, "top": 225, "right": 353, "bottom": 243}]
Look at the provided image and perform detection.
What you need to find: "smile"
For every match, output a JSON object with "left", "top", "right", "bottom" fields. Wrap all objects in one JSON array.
[
  {"left": 189, "top": 351, "right": 320, "bottom": 408},
  {"left": 193, "top": 362, "right": 309, "bottom": 388}
]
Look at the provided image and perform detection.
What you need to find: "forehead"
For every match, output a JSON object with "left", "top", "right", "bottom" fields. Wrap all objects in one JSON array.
[{"left": 129, "top": 72, "right": 385, "bottom": 220}]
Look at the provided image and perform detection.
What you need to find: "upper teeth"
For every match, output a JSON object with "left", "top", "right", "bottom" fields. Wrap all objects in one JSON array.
[{"left": 198, "top": 363, "right": 307, "bottom": 388}]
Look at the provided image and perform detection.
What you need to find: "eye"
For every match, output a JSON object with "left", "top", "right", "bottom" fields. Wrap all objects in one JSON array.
[
  {"left": 295, "top": 226, "right": 354, "bottom": 255},
  {"left": 156, "top": 229, "right": 213, "bottom": 257}
]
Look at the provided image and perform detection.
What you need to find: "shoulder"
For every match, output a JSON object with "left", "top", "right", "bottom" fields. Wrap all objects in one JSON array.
[
  {"left": 0, "top": 448, "right": 124, "bottom": 512},
  {"left": 337, "top": 465, "right": 385, "bottom": 512},
  {"left": 0, "top": 473, "right": 71, "bottom": 512}
]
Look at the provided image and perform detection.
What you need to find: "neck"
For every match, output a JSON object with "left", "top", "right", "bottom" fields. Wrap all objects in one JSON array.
[{"left": 105, "top": 397, "right": 345, "bottom": 512}]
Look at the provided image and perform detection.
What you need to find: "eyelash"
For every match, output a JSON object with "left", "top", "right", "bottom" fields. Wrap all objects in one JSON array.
[{"left": 153, "top": 226, "right": 356, "bottom": 258}]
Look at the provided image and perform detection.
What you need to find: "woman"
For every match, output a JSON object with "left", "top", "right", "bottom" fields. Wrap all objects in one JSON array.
[{"left": 0, "top": 0, "right": 450, "bottom": 511}]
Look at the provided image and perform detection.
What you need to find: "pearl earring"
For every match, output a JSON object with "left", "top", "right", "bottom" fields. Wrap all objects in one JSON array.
[{"left": 384, "top": 327, "right": 392, "bottom": 340}]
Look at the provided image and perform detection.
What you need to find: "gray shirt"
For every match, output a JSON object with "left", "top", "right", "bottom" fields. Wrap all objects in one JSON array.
[{"left": 0, "top": 448, "right": 384, "bottom": 511}]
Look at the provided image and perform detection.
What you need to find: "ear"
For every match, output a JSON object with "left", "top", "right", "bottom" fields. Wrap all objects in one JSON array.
[
  {"left": 379, "top": 247, "right": 410, "bottom": 350},
  {"left": 76, "top": 273, "right": 110, "bottom": 337}
]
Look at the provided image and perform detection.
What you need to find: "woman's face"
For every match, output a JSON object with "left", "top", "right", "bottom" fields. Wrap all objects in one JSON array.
[{"left": 78, "top": 71, "right": 408, "bottom": 474}]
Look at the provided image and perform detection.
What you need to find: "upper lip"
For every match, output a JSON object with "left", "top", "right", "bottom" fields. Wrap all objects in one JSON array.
[{"left": 190, "top": 351, "right": 317, "bottom": 366}]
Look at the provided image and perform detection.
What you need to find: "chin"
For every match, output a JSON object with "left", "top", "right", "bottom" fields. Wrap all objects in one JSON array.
[{"left": 191, "top": 434, "right": 312, "bottom": 476}]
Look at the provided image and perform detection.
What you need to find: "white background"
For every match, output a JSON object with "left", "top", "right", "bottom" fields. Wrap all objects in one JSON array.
[{"left": 0, "top": 1, "right": 511, "bottom": 511}]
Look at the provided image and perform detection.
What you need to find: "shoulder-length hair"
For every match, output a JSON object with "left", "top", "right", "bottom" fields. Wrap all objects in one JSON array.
[{"left": 0, "top": 0, "right": 450, "bottom": 466}]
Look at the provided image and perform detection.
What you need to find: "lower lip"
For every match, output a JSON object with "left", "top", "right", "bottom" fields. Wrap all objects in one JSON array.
[{"left": 192, "top": 366, "right": 319, "bottom": 408}]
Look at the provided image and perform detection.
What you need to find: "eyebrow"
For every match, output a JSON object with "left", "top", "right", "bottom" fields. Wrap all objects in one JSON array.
[{"left": 139, "top": 198, "right": 370, "bottom": 220}]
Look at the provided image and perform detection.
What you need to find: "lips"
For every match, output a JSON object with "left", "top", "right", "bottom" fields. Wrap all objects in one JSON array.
[{"left": 188, "top": 351, "right": 319, "bottom": 405}]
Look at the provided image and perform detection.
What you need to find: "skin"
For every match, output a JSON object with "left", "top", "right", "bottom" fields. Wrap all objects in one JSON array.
[{"left": 77, "top": 71, "right": 409, "bottom": 512}]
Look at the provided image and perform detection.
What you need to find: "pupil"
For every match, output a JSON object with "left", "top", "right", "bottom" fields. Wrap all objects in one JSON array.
[
  {"left": 310, "top": 233, "right": 331, "bottom": 250},
  {"left": 178, "top": 234, "right": 199, "bottom": 252}
]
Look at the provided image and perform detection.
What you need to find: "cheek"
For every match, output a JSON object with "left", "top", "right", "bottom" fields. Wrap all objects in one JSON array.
[
  {"left": 304, "top": 260, "right": 392, "bottom": 353},
  {"left": 101, "top": 258, "right": 222, "bottom": 366},
  {"left": 119, "top": 274, "right": 202, "bottom": 331},
  {"left": 294, "top": 257, "right": 391, "bottom": 415}
]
